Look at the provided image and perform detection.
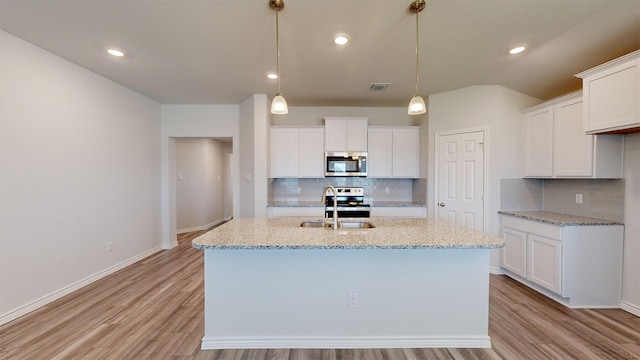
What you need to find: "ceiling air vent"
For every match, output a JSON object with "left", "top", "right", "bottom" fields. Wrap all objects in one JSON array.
[{"left": 369, "top": 83, "right": 391, "bottom": 91}]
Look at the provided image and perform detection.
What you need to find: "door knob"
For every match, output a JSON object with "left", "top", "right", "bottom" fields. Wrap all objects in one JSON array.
[{"left": 438, "top": 202, "right": 446, "bottom": 207}]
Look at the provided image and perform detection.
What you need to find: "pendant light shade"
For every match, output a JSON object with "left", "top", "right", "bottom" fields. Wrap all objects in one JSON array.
[
  {"left": 271, "top": 93, "right": 288, "bottom": 114},
  {"left": 270, "top": 0, "right": 288, "bottom": 114},
  {"left": 408, "top": 0, "right": 426, "bottom": 115},
  {"left": 408, "top": 95, "right": 426, "bottom": 115}
]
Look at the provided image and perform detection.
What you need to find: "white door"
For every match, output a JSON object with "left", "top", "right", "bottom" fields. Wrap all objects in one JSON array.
[{"left": 437, "top": 131, "right": 485, "bottom": 231}]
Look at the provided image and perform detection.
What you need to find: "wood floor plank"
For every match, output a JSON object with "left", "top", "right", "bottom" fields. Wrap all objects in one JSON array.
[{"left": 1, "top": 227, "right": 639, "bottom": 360}]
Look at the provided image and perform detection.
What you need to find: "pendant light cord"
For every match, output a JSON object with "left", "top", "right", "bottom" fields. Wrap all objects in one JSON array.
[
  {"left": 414, "top": 8, "right": 420, "bottom": 96},
  {"left": 276, "top": 9, "right": 281, "bottom": 95}
]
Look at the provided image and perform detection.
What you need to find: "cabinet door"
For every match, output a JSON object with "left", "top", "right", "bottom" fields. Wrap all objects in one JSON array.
[
  {"left": 527, "top": 234, "right": 562, "bottom": 294},
  {"left": 346, "top": 119, "right": 368, "bottom": 151},
  {"left": 523, "top": 107, "right": 554, "bottom": 177},
  {"left": 501, "top": 227, "right": 527, "bottom": 278},
  {"left": 324, "top": 118, "right": 368, "bottom": 152},
  {"left": 270, "top": 128, "right": 299, "bottom": 177},
  {"left": 392, "top": 128, "right": 419, "bottom": 178},
  {"left": 367, "top": 128, "right": 392, "bottom": 177},
  {"left": 583, "top": 59, "right": 640, "bottom": 133},
  {"left": 298, "top": 128, "right": 324, "bottom": 177},
  {"left": 324, "top": 120, "right": 347, "bottom": 152},
  {"left": 554, "top": 98, "right": 594, "bottom": 177}
]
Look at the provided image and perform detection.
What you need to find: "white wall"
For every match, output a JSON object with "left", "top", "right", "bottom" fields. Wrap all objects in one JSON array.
[
  {"left": 271, "top": 106, "right": 419, "bottom": 126},
  {"left": 0, "top": 30, "right": 162, "bottom": 323},
  {"left": 238, "top": 95, "right": 268, "bottom": 218},
  {"left": 622, "top": 134, "right": 640, "bottom": 315},
  {"left": 161, "top": 104, "right": 240, "bottom": 247},
  {"left": 428, "top": 86, "right": 541, "bottom": 269},
  {"left": 176, "top": 139, "right": 228, "bottom": 232}
]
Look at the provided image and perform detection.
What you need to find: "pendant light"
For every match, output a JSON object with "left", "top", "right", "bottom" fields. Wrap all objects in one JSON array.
[
  {"left": 270, "top": 0, "right": 288, "bottom": 114},
  {"left": 408, "top": 0, "right": 426, "bottom": 115}
]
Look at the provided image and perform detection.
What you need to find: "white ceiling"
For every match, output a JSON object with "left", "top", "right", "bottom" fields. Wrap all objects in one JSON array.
[{"left": 1, "top": 0, "right": 639, "bottom": 107}]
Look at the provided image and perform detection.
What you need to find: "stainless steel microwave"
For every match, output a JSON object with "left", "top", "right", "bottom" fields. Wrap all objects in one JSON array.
[{"left": 325, "top": 152, "right": 367, "bottom": 177}]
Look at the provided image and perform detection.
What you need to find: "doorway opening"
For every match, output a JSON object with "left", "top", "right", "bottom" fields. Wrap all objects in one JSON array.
[{"left": 174, "top": 137, "right": 233, "bottom": 236}]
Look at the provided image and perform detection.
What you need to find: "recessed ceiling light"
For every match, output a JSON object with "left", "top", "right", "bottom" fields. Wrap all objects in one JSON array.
[
  {"left": 509, "top": 46, "right": 526, "bottom": 55},
  {"left": 267, "top": 73, "right": 278, "bottom": 80},
  {"left": 107, "top": 49, "right": 125, "bottom": 57},
  {"left": 334, "top": 35, "right": 349, "bottom": 45}
]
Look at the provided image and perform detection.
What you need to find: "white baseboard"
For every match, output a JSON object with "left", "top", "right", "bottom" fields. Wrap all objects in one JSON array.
[
  {"left": 177, "top": 217, "right": 227, "bottom": 235},
  {"left": 201, "top": 335, "right": 491, "bottom": 350},
  {"left": 0, "top": 246, "right": 163, "bottom": 326},
  {"left": 163, "top": 241, "right": 179, "bottom": 250},
  {"left": 621, "top": 301, "right": 640, "bottom": 317},
  {"left": 489, "top": 266, "right": 505, "bottom": 275}
]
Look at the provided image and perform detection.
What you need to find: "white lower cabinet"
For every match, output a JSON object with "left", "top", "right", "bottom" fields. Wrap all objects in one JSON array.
[
  {"left": 526, "top": 234, "right": 562, "bottom": 294},
  {"left": 500, "top": 214, "right": 623, "bottom": 308},
  {"left": 501, "top": 227, "right": 527, "bottom": 278}
]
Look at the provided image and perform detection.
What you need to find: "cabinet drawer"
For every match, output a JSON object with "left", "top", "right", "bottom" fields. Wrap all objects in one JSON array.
[{"left": 501, "top": 216, "right": 562, "bottom": 240}]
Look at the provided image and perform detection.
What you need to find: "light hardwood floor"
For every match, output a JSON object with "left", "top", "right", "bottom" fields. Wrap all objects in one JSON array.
[{"left": 1, "top": 230, "right": 639, "bottom": 360}]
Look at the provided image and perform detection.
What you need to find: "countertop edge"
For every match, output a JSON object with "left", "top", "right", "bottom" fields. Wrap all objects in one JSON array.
[
  {"left": 498, "top": 210, "right": 624, "bottom": 226},
  {"left": 193, "top": 244, "right": 504, "bottom": 250}
]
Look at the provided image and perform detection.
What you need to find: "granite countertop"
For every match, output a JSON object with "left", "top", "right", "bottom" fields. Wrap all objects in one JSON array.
[
  {"left": 498, "top": 210, "right": 623, "bottom": 226},
  {"left": 268, "top": 201, "right": 323, "bottom": 207},
  {"left": 267, "top": 201, "right": 427, "bottom": 207},
  {"left": 192, "top": 217, "right": 504, "bottom": 250}
]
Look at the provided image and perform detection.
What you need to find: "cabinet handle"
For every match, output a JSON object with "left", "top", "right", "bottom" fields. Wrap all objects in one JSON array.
[{"left": 438, "top": 202, "right": 446, "bottom": 207}]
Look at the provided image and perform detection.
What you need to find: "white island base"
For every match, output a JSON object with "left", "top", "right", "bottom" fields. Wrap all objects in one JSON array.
[{"left": 201, "top": 248, "right": 491, "bottom": 349}]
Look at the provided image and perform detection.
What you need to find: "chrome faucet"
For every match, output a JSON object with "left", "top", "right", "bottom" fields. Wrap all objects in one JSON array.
[{"left": 322, "top": 185, "right": 338, "bottom": 229}]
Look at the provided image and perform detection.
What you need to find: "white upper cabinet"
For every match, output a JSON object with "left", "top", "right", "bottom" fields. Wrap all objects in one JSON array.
[
  {"left": 523, "top": 106, "right": 554, "bottom": 177},
  {"left": 270, "top": 127, "right": 324, "bottom": 178},
  {"left": 553, "top": 96, "right": 594, "bottom": 177},
  {"left": 392, "top": 128, "right": 420, "bottom": 178},
  {"left": 367, "top": 127, "right": 420, "bottom": 178},
  {"left": 367, "top": 128, "right": 393, "bottom": 177},
  {"left": 576, "top": 50, "right": 640, "bottom": 134},
  {"left": 298, "top": 128, "right": 325, "bottom": 177},
  {"left": 522, "top": 92, "right": 623, "bottom": 179},
  {"left": 270, "top": 128, "right": 299, "bottom": 178},
  {"left": 324, "top": 117, "right": 368, "bottom": 152}
]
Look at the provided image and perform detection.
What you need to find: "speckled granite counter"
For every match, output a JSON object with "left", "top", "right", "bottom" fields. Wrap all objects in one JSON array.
[
  {"left": 192, "top": 217, "right": 504, "bottom": 250},
  {"left": 498, "top": 210, "right": 623, "bottom": 226}
]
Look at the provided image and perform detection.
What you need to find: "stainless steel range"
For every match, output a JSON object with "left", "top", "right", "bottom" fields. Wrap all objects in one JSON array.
[{"left": 324, "top": 187, "right": 371, "bottom": 218}]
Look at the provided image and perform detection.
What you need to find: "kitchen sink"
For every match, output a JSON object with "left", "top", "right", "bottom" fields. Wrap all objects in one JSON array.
[{"left": 300, "top": 220, "right": 375, "bottom": 229}]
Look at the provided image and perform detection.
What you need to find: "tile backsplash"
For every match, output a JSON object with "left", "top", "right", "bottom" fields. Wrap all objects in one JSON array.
[
  {"left": 500, "top": 178, "right": 625, "bottom": 222},
  {"left": 499, "top": 178, "right": 543, "bottom": 211},
  {"left": 270, "top": 178, "right": 427, "bottom": 205}
]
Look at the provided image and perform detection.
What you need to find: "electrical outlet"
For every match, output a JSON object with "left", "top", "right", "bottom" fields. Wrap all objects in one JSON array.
[
  {"left": 349, "top": 293, "right": 358, "bottom": 308},
  {"left": 576, "top": 194, "right": 583, "bottom": 204},
  {"left": 385, "top": 187, "right": 390, "bottom": 194},
  {"left": 106, "top": 242, "right": 113, "bottom": 252}
]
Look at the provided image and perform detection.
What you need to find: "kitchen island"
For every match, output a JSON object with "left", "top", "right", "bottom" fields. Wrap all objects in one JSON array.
[{"left": 193, "top": 218, "right": 504, "bottom": 349}]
